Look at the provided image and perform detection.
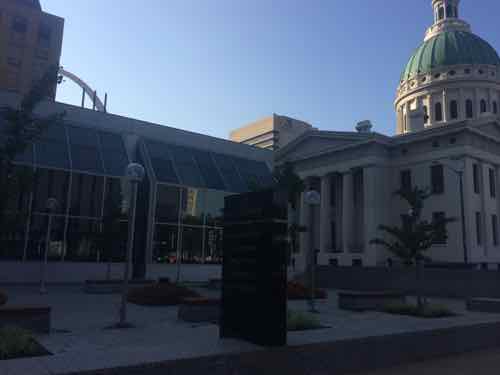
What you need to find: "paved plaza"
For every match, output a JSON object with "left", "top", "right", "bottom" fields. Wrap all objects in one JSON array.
[{"left": 1, "top": 286, "right": 500, "bottom": 374}]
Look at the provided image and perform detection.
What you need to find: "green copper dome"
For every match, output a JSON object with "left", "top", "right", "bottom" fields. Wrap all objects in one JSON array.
[{"left": 401, "top": 30, "right": 500, "bottom": 81}]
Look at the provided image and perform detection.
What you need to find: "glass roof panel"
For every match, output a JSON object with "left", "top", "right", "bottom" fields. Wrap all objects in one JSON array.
[
  {"left": 99, "top": 132, "right": 129, "bottom": 176},
  {"left": 232, "top": 157, "right": 274, "bottom": 190},
  {"left": 68, "top": 126, "right": 104, "bottom": 173},
  {"left": 168, "top": 144, "right": 205, "bottom": 188},
  {"left": 191, "top": 150, "right": 226, "bottom": 190},
  {"left": 35, "top": 139, "right": 70, "bottom": 169},
  {"left": 145, "top": 141, "right": 179, "bottom": 184},
  {"left": 211, "top": 153, "right": 247, "bottom": 193}
]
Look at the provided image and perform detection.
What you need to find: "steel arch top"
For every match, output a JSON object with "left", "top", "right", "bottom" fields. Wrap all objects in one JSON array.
[{"left": 58, "top": 67, "right": 106, "bottom": 112}]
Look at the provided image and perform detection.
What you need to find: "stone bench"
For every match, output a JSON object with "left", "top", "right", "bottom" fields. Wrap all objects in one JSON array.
[
  {"left": 0, "top": 306, "right": 51, "bottom": 334},
  {"left": 467, "top": 298, "right": 500, "bottom": 313},
  {"left": 84, "top": 279, "right": 155, "bottom": 294},
  {"left": 178, "top": 297, "right": 220, "bottom": 323},
  {"left": 338, "top": 290, "right": 406, "bottom": 312}
]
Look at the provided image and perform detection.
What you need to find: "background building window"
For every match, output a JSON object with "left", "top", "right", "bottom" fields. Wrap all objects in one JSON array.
[
  {"left": 493, "top": 215, "right": 499, "bottom": 247},
  {"left": 480, "top": 99, "right": 487, "bottom": 113},
  {"left": 489, "top": 168, "right": 496, "bottom": 198},
  {"left": 466, "top": 99, "right": 474, "bottom": 118},
  {"left": 438, "top": 6, "right": 444, "bottom": 20},
  {"left": 493, "top": 101, "right": 498, "bottom": 114},
  {"left": 400, "top": 170, "right": 412, "bottom": 192},
  {"left": 423, "top": 105, "right": 429, "bottom": 124},
  {"left": 450, "top": 100, "right": 458, "bottom": 119},
  {"left": 476, "top": 212, "right": 482, "bottom": 245},
  {"left": 11, "top": 16, "right": 27, "bottom": 33},
  {"left": 435, "top": 102, "right": 443, "bottom": 122},
  {"left": 432, "top": 212, "right": 447, "bottom": 245},
  {"left": 431, "top": 165, "right": 444, "bottom": 194},
  {"left": 473, "top": 164, "right": 480, "bottom": 194}
]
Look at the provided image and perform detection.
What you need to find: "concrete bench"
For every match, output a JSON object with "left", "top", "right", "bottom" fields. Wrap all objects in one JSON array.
[
  {"left": 0, "top": 306, "right": 51, "bottom": 334},
  {"left": 84, "top": 279, "right": 155, "bottom": 294},
  {"left": 338, "top": 290, "right": 406, "bottom": 312},
  {"left": 178, "top": 297, "right": 220, "bottom": 323},
  {"left": 467, "top": 298, "right": 500, "bottom": 313}
]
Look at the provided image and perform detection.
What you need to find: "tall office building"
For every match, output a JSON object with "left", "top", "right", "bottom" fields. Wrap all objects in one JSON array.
[
  {"left": 0, "top": 0, "right": 64, "bottom": 98},
  {"left": 230, "top": 114, "right": 315, "bottom": 151}
]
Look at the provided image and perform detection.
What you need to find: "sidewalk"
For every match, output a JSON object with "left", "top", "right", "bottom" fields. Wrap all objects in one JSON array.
[{"left": 359, "top": 349, "right": 500, "bottom": 375}]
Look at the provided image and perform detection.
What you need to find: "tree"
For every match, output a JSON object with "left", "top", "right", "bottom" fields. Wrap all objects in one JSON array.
[
  {"left": 0, "top": 65, "right": 65, "bottom": 237},
  {"left": 274, "top": 162, "right": 306, "bottom": 267},
  {"left": 96, "top": 198, "right": 124, "bottom": 280},
  {"left": 370, "top": 187, "right": 455, "bottom": 310}
]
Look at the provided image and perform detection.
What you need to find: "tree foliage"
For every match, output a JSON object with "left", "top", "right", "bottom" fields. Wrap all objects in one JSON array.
[
  {"left": 274, "top": 162, "right": 305, "bottom": 210},
  {"left": 370, "top": 187, "right": 456, "bottom": 309},
  {"left": 370, "top": 187, "right": 455, "bottom": 264},
  {"left": 0, "top": 65, "right": 65, "bottom": 231}
]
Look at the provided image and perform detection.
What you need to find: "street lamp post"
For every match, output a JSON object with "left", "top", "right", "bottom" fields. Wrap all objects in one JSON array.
[
  {"left": 40, "top": 198, "right": 58, "bottom": 294},
  {"left": 304, "top": 189, "right": 321, "bottom": 313},
  {"left": 435, "top": 159, "right": 468, "bottom": 264},
  {"left": 119, "top": 163, "right": 145, "bottom": 327}
]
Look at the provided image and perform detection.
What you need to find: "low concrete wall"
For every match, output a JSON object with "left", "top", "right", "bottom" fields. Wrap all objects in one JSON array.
[
  {"left": 71, "top": 321, "right": 500, "bottom": 375},
  {"left": 316, "top": 266, "right": 500, "bottom": 299},
  {"left": 0, "top": 262, "right": 221, "bottom": 285}
]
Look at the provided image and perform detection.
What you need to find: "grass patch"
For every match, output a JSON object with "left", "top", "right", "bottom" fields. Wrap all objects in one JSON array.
[
  {"left": 382, "top": 302, "right": 456, "bottom": 318},
  {"left": 127, "top": 282, "right": 200, "bottom": 306},
  {"left": 0, "top": 326, "right": 50, "bottom": 360},
  {"left": 287, "top": 310, "right": 323, "bottom": 331}
]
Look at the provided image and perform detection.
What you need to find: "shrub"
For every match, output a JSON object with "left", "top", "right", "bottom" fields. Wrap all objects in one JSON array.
[
  {"left": 382, "top": 302, "right": 456, "bottom": 318},
  {"left": 287, "top": 310, "right": 322, "bottom": 331},
  {"left": 0, "top": 291, "right": 6, "bottom": 306},
  {"left": 287, "top": 281, "right": 327, "bottom": 300},
  {"left": 0, "top": 326, "right": 48, "bottom": 360},
  {"left": 127, "top": 282, "right": 200, "bottom": 306}
]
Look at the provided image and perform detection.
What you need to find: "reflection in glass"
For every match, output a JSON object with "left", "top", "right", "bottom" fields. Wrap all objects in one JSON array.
[
  {"left": 153, "top": 224, "right": 178, "bottom": 263},
  {"left": 70, "top": 173, "right": 104, "bottom": 217},
  {"left": 156, "top": 185, "right": 180, "bottom": 223},
  {"left": 33, "top": 168, "right": 69, "bottom": 214},
  {"left": 181, "top": 226, "right": 203, "bottom": 264},
  {"left": 65, "top": 218, "right": 100, "bottom": 262},
  {"left": 182, "top": 188, "right": 204, "bottom": 226},
  {"left": 26, "top": 214, "right": 65, "bottom": 261}
]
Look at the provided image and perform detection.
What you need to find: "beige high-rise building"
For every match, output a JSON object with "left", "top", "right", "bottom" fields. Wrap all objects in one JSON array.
[
  {"left": 230, "top": 114, "right": 315, "bottom": 151},
  {"left": 0, "top": 0, "right": 64, "bottom": 99}
]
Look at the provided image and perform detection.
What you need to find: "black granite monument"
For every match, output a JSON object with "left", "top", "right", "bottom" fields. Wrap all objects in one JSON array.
[{"left": 220, "top": 189, "right": 288, "bottom": 346}]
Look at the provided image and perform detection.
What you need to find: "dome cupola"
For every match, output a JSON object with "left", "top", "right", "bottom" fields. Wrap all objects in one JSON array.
[{"left": 395, "top": 0, "right": 500, "bottom": 135}]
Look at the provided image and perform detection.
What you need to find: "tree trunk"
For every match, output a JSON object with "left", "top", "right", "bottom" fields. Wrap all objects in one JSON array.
[{"left": 415, "top": 259, "right": 424, "bottom": 311}]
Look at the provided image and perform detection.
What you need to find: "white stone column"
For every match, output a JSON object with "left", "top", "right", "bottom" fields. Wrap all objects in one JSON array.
[
  {"left": 479, "top": 161, "right": 489, "bottom": 257},
  {"left": 320, "top": 174, "right": 332, "bottom": 254},
  {"left": 442, "top": 89, "right": 448, "bottom": 123},
  {"left": 342, "top": 171, "right": 353, "bottom": 253},
  {"left": 299, "top": 191, "right": 309, "bottom": 262},
  {"left": 475, "top": 88, "right": 480, "bottom": 119},
  {"left": 458, "top": 88, "right": 464, "bottom": 119},
  {"left": 363, "top": 166, "right": 379, "bottom": 264}
]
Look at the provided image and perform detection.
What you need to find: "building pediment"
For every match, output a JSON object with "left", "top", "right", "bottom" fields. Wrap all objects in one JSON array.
[
  {"left": 474, "top": 120, "right": 500, "bottom": 141},
  {"left": 275, "top": 130, "right": 380, "bottom": 162}
]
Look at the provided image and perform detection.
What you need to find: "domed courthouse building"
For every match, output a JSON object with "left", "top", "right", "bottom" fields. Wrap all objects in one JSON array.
[{"left": 277, "top": 0, "right": 500, "bottom": 269}]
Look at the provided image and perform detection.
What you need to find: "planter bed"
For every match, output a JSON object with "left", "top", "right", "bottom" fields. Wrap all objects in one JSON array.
[
  {"left": 0, "top": 306, "right": 51, "bottom": 334},
  {"left": 84, "top": 279, "right": 155, "bottom": 294},
  {"left": 338, "top": 290, "right": 406, "bottom": 312},
  {"left": 467, "top": 298, "right": 500, "bottom": 313},
  {"left": 178, "top": 297, "right": 220, "bottom": 323}
]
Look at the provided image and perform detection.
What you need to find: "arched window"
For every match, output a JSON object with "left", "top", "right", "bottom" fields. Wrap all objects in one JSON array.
[
  {"left": 446, "top": 5, "right": 453, "bottom": 17},
  {"left": 493, "top": 101, "right": 498, "bottom": 114},
  {"left": 480, "top": 99, "right": 487, "bottom": 113},
  {"left": 438, "top": 6, "right": 445, "bottom": 20},
  {"left": 466, "top": 99, "right": 474, "bottom": 118},
  {"left": 450, "top": 100, "right": 458, "bottom": 119},
  {"left": 423, "top": 105, "right": 429, "bottom": 124},
  {"left": 435, "top": 102, "right": 443, "bottom": 122}
]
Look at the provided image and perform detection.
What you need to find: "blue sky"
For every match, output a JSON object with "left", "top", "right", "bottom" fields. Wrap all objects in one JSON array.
[{"left": 42, "top": 0, "right": 500, "bottom": 139}]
